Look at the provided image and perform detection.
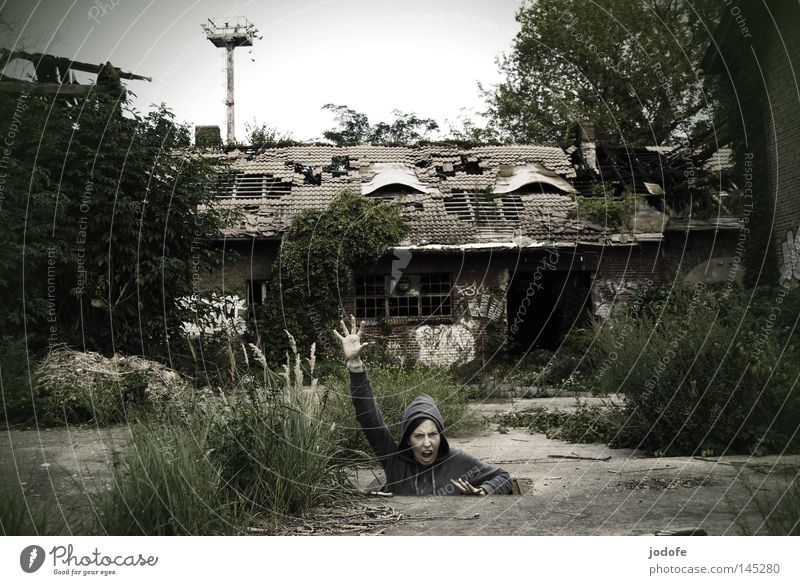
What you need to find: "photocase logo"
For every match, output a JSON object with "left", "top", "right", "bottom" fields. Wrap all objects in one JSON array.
[{"left": 20, "top": 545, "right": 46, "bottom": 573}]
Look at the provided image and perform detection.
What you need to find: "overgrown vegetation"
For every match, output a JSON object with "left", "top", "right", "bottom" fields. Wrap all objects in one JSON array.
[
  {"left": 733, "top": 473, "right": 800, "bottom": 536},
  {"left": 493, "top": 402, "right": 635, "bottom": 446},
  {"left": 0, "top": 87, "right": 232, "bottom": 424},
  {"left": 252, "top": 189, "right": 407, "bottom": 365},
  {"left": 569, "top": 187, "right": 639, "bottom": 231},
  {"left": 93, "top": 336, "right": 346, "bottom": 535},
  {"left": 585, "top": 283, "right": 800, "bottom": 455},
  {"left": 0, "top": 474, "right": 68, "bottom": 536},
  {"left": 469, "top": 281, "right": 800, "bottom": 459}
]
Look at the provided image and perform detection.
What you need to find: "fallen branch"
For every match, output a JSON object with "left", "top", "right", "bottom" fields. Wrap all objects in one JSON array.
[{"left": 548, "top": 454, "right": 611, "bottom": 462}]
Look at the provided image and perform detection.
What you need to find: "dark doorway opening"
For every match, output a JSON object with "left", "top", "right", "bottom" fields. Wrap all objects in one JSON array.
[{"left": 506, "top": 270, "right": 592, "bottom": 353}]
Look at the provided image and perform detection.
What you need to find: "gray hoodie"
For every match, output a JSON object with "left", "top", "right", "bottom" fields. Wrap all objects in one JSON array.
[{"left": 350, "top": 369, "right": 513, "bottom": 495}]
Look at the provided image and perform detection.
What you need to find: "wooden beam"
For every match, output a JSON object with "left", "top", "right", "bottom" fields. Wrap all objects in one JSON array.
[{"left": 0, "top": 81, "right": 124, "bottom": 97}]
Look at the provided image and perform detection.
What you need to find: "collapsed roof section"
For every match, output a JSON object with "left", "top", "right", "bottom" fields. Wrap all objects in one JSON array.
[{"left": 208, "top": 145, "right": 610, "bottom": 247}]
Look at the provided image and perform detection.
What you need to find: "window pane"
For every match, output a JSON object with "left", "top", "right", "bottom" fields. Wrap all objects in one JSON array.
[
  {"left": 356, "top": 297, "right": 384, "bottom": 318},
  {"left": 420, "top": 295, "right": 451, "bottom": 316},
  {"left": 355, "top": 274, "right": 385, "bottom": 296},
  {"left": 421, "top": 273, "right": 451, "bottom": 294},
  {"left": 389, "top": 296, "right": 420, "bottom": 317}
]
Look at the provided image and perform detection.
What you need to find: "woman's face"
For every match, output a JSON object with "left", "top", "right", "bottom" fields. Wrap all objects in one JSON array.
[{"left": 408, "top": 418, "right": 441, "bottom": 466}]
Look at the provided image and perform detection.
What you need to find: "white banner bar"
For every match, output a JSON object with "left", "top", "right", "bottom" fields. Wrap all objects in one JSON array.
[{"left": 1, "top": 536, "right": 797, "bottom": 583}]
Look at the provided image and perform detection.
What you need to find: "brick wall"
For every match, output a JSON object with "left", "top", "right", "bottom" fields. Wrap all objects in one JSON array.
[
  {"left": 592, "top": 243, "right": 662, "bottom": 317},
  {"left": 661, "top": 230, "right": 741, "bottom": 285},
  {"left": 345, "top": 249, "right": 595, "bottom": 366},
  {"left": 197, "top": 239, "right": 279, "bottom": 297},
  {"left": 762, "top": 2, "right": 800, "bottom": 283}
]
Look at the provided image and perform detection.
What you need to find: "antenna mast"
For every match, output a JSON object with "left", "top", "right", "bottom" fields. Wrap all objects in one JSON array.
[{"left": 202, "top": 17, "right": 259, "bottom": 145}]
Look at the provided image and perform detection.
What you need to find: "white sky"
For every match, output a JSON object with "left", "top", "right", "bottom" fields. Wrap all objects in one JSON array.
[{"left": 2, "top": 0, "right": 522, "bottom": 141}]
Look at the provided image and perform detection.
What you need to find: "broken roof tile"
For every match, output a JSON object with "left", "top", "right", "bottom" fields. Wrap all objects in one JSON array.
[{"left": 208, "top": 145, "right": 600, "bottom": 244}]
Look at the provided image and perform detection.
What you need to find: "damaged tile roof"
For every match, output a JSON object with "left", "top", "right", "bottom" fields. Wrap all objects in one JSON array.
[{"left": 210, "top": 145, "right": 609, "bottom": 246}]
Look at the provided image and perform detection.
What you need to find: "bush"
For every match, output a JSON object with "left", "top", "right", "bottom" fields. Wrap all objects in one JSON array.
[
  {"left": 31, "top": 347, "right": 192, "bottom": 425},
  {"left": 324, "top": 362, "right": 483, "bottom": 458},
  {"left": 493, "top": 402, "right": 635, "bottom": 446},
  {"left": 586, "top": 284, "right": 800, "bottom": 455}
]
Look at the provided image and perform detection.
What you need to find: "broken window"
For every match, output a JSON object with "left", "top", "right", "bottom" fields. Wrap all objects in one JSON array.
[
  {"left": 246, "top": 279, "right": 270, "bottom": 306},
  {"left": 388, "top": 295, "right": 419, "bottom": 317},
  {"left": 502, "top": 194, "right": 524, "bottom": 222},
  {"left": 442, "top": 193, "right": 472, "bottom": 221},
  {"left": 354, "top": 273, "right": 452, "bottom": 319}
]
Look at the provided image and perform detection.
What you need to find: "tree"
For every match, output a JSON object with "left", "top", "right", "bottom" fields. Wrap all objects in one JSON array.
[
  {"left": 484, "top": 0, "right": 719, "bottom": 145},
  {"left": 0, "top": 88, "right": 232, "bottom": 359},
  {"left": 252, "top": 190, "right": 407, "bottom": 365},
  {"left": 322, "top": 104, "right": 439, "bottom": 146},
  {"left": 243, "top": 118, "right": 294, "bottom": 148}
]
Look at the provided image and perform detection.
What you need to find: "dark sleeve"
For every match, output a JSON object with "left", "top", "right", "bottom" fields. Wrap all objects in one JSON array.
[
  {"left": 457, "top": 451, "right": 513, "bottom": 495},
  {"left": 349, "top": 370, "right": 397, "bottom": 466}
]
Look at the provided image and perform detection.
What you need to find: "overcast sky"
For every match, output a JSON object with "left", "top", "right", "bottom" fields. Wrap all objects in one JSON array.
[{"left": 1, "top": 0, "right": 522, "bottom": 141}]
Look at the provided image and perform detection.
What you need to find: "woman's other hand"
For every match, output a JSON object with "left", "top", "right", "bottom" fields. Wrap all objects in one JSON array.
[{"left": 450, "top": 478, "right": 487, "bottom": 496}]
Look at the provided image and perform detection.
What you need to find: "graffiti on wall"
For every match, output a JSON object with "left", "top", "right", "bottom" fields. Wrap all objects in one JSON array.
[
  {"left": 592, "top": 279, "right": 652, "bottom": 319},
  {"left": 414, "top": 319, "right": 476, "bottom": 367},
  {"left": 780, "top": 228, "right": 800, "bottom": 283},
  {"left": 454, "top": 281, "right": 506, "bottom": 321}
]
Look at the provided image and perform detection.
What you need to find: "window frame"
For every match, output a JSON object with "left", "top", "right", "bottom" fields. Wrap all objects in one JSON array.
[{"left": 354, "top": 273, "right": 452, "bottom": 319}]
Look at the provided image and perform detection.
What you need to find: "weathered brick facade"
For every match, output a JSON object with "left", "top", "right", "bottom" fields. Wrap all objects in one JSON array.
[{"left": 761, "top": 2, "right": 800, "bottom": 283}]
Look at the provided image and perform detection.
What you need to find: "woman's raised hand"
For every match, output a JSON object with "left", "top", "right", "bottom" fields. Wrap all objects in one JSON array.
[{"left": 333, "top": 314, "right": 370, "bottom": 362}]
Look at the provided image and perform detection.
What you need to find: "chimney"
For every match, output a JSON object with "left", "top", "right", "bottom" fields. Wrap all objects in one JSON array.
[
  {"left": 574, "top": 120, "right": 598, "bottom": 173},
  {"left": 195, "top": 125, "right": 222, "bottom": 148}
]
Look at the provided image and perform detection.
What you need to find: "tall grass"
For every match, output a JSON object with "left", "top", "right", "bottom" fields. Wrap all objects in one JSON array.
[
  {"left": 95, "top": 333, "right": 345, "bottom": 534},
  {"left": 210, "top": 340, "right": 345, "bottom": 519},
  {"left": 732, "top": 473, "right": 800, "bottom": 535},
  {"left": 0, "top": 476, "right": 66, "bottom": 536},
  {"left": 94, "top": 419, "right": 235, "bottom": 535}
]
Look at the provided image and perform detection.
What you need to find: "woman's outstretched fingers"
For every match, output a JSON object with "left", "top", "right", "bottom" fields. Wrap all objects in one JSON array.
[
  {"left": 340, "top": 319, "right": 349, "bottom": 336},
  {"left": 350, "top": 314, "right": 357, "bottom": 332}
]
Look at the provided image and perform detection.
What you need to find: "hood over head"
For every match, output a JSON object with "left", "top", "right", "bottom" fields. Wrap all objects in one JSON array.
[{"left": 399, "top": 394, "right": 450, "bottom": 459}]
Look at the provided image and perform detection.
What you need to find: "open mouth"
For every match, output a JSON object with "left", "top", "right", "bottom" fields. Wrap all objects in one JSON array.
[{"left": 421, "top": 450, "right": 434, "bottom": 459}]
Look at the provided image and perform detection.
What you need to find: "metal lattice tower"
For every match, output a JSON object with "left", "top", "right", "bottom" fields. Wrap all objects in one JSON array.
[{"left": 202, "top": 17, "right": 259, "bottom": 145}]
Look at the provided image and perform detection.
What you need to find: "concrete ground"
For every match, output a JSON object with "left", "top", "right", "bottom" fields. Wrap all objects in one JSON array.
[
  {"left": 2, "top": 398, "right": 797, "bottom": 535},
  {"left": 349, "top": 398, "right": 799, "bottom": 535}
]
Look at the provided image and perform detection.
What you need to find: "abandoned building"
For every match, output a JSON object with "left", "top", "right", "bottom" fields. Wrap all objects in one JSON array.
[{"left": 196, "top": 131, "right": 739, "bottom": 367}]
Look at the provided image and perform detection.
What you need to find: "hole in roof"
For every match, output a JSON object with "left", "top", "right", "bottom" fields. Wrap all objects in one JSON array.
[
  {"left": 216, "top": 173, "right": 291, "bottom": 199},
  {"left": 293, "top": 163, "right": 322, "bottom": 185},
  {"left": 324, "top": 155, "right": 351, "bottom": 177},
  {"left": 443, "top": 193, "right": 521, "bottom": 227}
]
